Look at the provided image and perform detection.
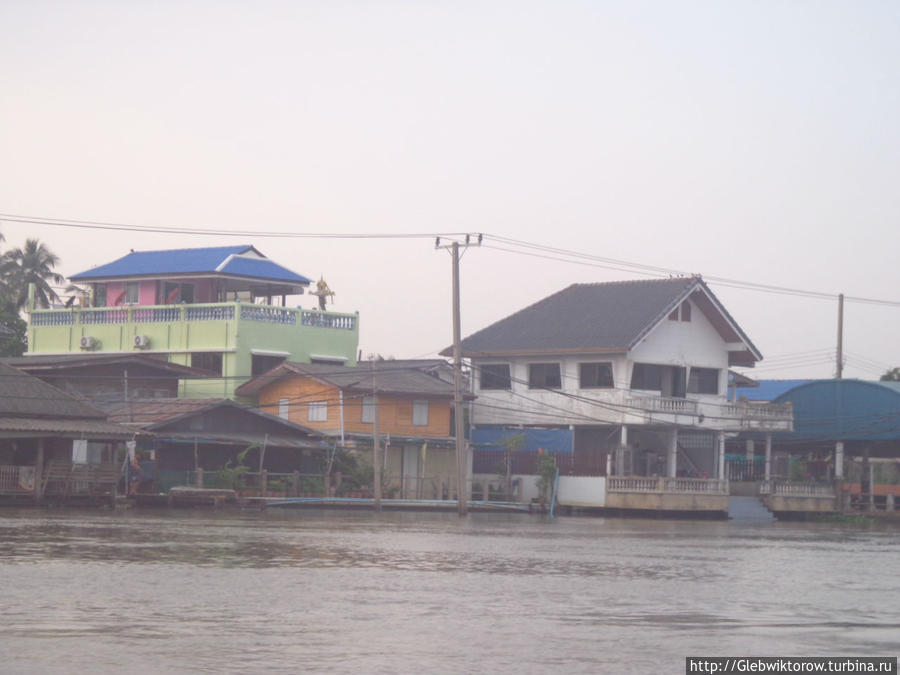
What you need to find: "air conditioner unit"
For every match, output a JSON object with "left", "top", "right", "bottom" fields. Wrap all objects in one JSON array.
[
  {"left": 80, "top": 336, "right": 98, "bottom": 350},
  {"left": 133, "top": 335, "right": 151, "bottom": 349}
]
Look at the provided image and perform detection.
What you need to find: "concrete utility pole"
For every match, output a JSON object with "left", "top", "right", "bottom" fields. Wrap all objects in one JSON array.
[
  {"left": 371, "top": 359, "right": 381, "bottom": 511},
  {"left": 436, "top": 234, "right": 482, "bottom": 516},
  {"left": 836, "top": 293, "right": 844, "bottom": 379}
]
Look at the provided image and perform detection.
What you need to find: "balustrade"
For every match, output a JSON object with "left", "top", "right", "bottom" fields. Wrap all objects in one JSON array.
[
  {"left": 608, "top": 475, "right": 728, "bottom": 495},
  {"left": 240, "top": 305, "right": 296, "bottom": 324}
]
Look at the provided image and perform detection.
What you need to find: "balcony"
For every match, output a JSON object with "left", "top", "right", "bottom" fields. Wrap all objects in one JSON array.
[
  {"left": 472, "top": 388, "right": 793, "bottom": 432},
  {"left": 27, "top": 302, "right": 359, "bottom": 356}
]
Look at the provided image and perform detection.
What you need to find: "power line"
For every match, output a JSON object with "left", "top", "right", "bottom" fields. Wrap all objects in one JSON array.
[{"left": 5, "top": 211, "right": 900, "bottom": 307}]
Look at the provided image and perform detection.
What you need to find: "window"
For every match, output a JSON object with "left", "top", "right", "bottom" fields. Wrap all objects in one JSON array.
[
  {"left": 681, "top": 302, "right": 691, "bottom": 322},
  {"left": 278, "top": 398, "right": 289, "bottom": 420},
  {"left": 191, "top": 352, "right": 223, "bottom": 375},
  {"left": 528, "top": 363, "right": 561, "bottom": 389},
  {"left": 361, "top": 395, "right": 376, "bottom": 423},
  {"left": 630, "top": 363, "right": 662, "bottom": 391},
  {"left": 163, "top": 282, "right": 194, "bottom": 304},
  {"left": 413, "top": 400, "right": 429, "bottom": 426},
  {"left": 480, "top": 364, "right": 511, "bottom": 390},
  {"left": 688, "top": 367, "right": 719, "bottom": 395},
  {"left": 252, "top": 354, "right": 286, "bottom": 376},
  {"left": 125, "top": 282, "right": 140, "bottom": 304},
  {"left": 93, "top": 284, "right": 107, "bottom": 307},
  {"left": 579, "top": 362, "right": 614, "bottom": 388},
  {"left": 668, "top": 309, "right": 679, "bottom": 321},
  {"left": 307, "top": 401, "right": 327, "bottom": 422}
]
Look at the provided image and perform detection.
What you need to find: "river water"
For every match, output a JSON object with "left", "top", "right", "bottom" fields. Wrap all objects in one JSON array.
[{"left": 0, "top": 508, "right": 897, "bottom": 674}]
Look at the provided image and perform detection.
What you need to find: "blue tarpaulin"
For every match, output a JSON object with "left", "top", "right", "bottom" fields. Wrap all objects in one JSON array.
[{"left": 471, "top": 427, "right": 573, "bottom": 454}]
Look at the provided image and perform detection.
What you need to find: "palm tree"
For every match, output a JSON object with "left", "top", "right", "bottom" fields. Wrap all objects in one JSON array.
[{"left": 1, "top": 238, "right": 65, "bottom": 310}]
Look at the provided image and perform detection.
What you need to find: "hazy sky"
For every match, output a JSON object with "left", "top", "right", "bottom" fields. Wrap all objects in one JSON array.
[{"left": 1, "top": 1, "right": 898, "bottom": 379}]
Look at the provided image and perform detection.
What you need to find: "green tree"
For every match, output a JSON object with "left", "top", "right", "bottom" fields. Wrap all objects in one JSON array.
[
  {"left": 880, "top": 367, "right": 900, "bottom": 382},
  {"left": 0, "top": 292, "right": 26, "bottom": 356},
  {"left": 1, "top": 238, "right": 65, "bottom": 310}
]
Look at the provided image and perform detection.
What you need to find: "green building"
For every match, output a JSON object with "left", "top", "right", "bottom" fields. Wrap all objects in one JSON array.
[{"left": 26, "top": 245, "right": 359, "bottom": 398}]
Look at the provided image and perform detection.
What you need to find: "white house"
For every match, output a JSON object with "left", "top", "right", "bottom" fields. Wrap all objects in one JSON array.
[{"left": 447, "top": 276, "right": 792, "bottom": 513}]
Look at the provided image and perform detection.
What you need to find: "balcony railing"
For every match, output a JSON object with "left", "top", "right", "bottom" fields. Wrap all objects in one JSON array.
[
  {"left": 608, "top": 476, "right": 729, "bottom": 495},
  {"left": 0, "top": 465, "right": 35, "bottom": 493},
  {"left": 759, "top": 480, "right": 835, "bottom": 497},
  {"left": 626, "top": 395, "right": 698, "bottom": 415},
  {"left": 31, "top": 302, "right": 356, "bottom": 330}
]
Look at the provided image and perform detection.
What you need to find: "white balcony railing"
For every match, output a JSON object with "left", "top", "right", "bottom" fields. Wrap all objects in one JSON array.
[
  {"left": 608, "top": 476, "right": 729, "bottom": 495},
  {"left": 759, "top": 480, "right": 835, "bottom": 497},
  {"left": 626, "top": 396, "right": 698, "bottom": 415}
]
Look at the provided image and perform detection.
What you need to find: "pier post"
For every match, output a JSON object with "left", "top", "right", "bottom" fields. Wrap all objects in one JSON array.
[
  {"left": 717, "top": 432, "right": 725, "bottom": 481},
  {"left": 764, "top": 434, "right": 772, "bottom": 481}
]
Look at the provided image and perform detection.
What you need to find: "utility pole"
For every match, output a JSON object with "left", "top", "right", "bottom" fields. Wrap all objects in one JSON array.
[
  {"left": 436, "top": 234, "right": 482, "bottom": 516},
  {"left": 836, "top": 293, "right": 844, "bottom": 379},
  {"left": 371, "top": 359, "right": 381, "bottom": 511}
]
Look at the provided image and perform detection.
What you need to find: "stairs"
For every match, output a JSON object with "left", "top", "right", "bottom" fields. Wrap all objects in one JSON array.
[{"left": 728, "top": 495, "right": 775, "bottom": 521}]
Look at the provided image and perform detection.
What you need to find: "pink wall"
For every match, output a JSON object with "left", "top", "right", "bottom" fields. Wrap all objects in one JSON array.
[{"left": 100, "top": 279, "right": 216, "bottom": 306}]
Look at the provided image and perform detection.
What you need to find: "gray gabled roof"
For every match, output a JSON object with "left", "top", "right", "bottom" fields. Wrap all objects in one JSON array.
[
  {"left": 236, "top": 361, "right": 467, "bottom": 399},
  {"left": 446, "top": 276, "right": 762, "bottom": 363},
  {"left": 0, "top": 362, "right": 108, "bottom": 420}
]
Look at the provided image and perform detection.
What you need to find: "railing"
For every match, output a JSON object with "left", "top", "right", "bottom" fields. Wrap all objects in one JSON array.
[
  {"left": 187, "top": 305, "right": 235, "bottom": 321},
  {"left": 759, "top": 480, "right": 835, "bottom": 497},
  {"left": 240, "top": 305, "right": 296, "bottom": 324},
  {"left": 608, "top": 476, "right": 728, "bottom": 495},
  {"left": 133, "top": 307, "right": 183, "bottom": 322},
  {"left": 30, "top": 302, "right": 356, "bottom": 330},
  {"left": 627, "top": 396, "right": 698, "bottom": 415},
  {"left": 724, "top": 402, "right": 793, "bottom": 421},
  {"left": 0, "top": 465, "right": 35, "bottom": 493},
  {"left": 301, "top": 310, "right": 356, "bottom": 330}
]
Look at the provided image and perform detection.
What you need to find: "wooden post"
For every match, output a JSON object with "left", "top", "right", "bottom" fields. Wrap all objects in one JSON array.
[
  {"left": 292, "top": 471, "right": 300, "bottom": 497},
  {"left": 34, "top": 438, "right": 45, "bottom": 503},
  {"left": 196, "top": 467, "right": 204, "bottom": 488},
  {"left": 261, "top": 469, "right": 268, "bottom": 498}
]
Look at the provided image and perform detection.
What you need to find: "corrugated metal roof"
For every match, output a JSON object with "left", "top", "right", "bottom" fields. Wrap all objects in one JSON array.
[
  {"left": 70, "top": 246, "right": 311, "bottom": 285},
  {"left": 445, "top": 277, "right": 761, "bottom": 360},
  {"left": 236, "top": 361, "right": 462, "bottom": 398},
  {"left": 218, "top": 256, "right": 311, "bottom": 284},
  {"left": 104, "top": 398, "right": 228, "bottom": 425},
  {"left": 0, "top": 362, "right": 108, "bottom": 419},
  {"left": 71, "top": 246, "right": 253, "bottom": 279},
  {"left": 771, "top": 379, "right": 900, "bottom": 442},
  {"left": 0, "top": 417, "right": 134, "bottom": 438},
  {"left": 737, "top": 380, "right": 817, "bottom": 402},
  {"left": 1, "top": 353, "right": 209, "bottom": 376}
]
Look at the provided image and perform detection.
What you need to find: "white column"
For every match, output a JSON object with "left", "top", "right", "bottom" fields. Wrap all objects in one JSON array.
[
  {"left": 764, "top": 434, "right": 772, "bottom": 481},
  {"left": 667, "top": 428, "right": 678, "bottom": 478},
  {"left": 717, "top": 432, "right": 726, "bottom": 481},
  {"left": 835, "top": 441, "right": 844, "bottom": 479},
  {"left": 745, "top": 439, "right": 755, "bottom": 480},
  {"left": 615, "top": 425, "right": 628, "bottom": 477}
]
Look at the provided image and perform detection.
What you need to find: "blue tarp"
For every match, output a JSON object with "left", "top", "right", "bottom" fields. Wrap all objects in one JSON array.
[{"left": 471, "top": 427, "right": 573, "bottom": 454}]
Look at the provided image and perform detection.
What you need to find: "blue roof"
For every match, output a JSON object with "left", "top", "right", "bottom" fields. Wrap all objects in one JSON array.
[
  {"left": 218, "top": 255, "right": 311, "bottom": 284},
  {"left": 70, "top": 246, "right": 310, "bottom": 285},
  {"left": 771, "top": 379, "right": 900, "bottom": 442},
  {"left": 738, "top": 379, "right": 817, "bottom": 402}
]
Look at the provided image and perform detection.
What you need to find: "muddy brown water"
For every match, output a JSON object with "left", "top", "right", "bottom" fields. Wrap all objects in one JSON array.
[{"left": 0, "top": 508, "right": 897, "bottom": 674}]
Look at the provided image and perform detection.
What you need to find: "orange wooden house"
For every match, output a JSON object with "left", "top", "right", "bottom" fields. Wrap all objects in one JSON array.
[{"left": 236, "top": 360, "right": 471, "bottom": 499}]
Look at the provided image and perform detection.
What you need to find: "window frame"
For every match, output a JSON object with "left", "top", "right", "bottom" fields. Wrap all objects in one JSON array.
[
  {"left": 687, "top": 367, "right": 719, "bottom": 395},
  {"left": 412, "top": 400, "right": 429, "bottom": 427},
  {"left": 124, "top": 281, "right": 140, "bottom": 305},
  {"left": 579, "top": 362, "right": 614, "bottom": 389},
  {"left": 307, "top": 400, "right": 328, "bottom": 422},
  {"left": 479, "top": 363, "right": 512, "bottom": 390},
  {"left": 630, "top": 363, "right": 663, "bottom": 391},
  {"left": 361, "top": 395, "right": 376, "bottom": 423},
  {"left": 278, "top": 398, "right": 290, "bottom": 420},
  {"left": 528, "top": 362, "right": 562, "bottom": 389}
]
